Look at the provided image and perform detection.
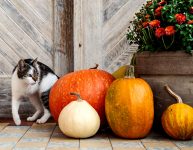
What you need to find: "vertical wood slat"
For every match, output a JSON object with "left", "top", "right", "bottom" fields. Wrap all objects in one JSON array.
[
  {"left": 53, "top": 0, "right": 74, "bottom": 76},
  {"left": 74, "top": 0, "right": 103, "bottom": 70}
]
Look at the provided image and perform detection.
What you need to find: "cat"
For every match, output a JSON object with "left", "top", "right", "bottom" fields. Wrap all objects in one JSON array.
[{"left": 11, "top": 58, "right": 59, "bottom": 125}]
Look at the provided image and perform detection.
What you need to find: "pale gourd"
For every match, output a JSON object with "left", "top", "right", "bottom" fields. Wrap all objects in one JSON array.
[{"left": 58, "top": 92, "right": 100, "bottom": 138}]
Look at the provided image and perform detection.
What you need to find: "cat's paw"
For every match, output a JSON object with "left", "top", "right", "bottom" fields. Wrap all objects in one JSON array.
[
  {"left": 36, "top": 119, "right": 46, "bottom": 124},
  {"left": 27, "top": 116, "right": 36, "bottom": 122},
  {"left": 14, "top": 119, "right": 21, "bottom": 126}
]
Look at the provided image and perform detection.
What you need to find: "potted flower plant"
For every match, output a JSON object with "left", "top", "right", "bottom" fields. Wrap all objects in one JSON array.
[
  {"left": 127, "top": 0, "right": 193, "bottom": 52},
  {"left": 127, "top": 0, "right": 193, "bottom": 130}
]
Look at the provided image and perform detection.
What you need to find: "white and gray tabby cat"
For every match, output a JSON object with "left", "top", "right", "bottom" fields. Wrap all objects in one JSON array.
[{"left": 12, "top": 58, "right": 59, "bottom": 125}]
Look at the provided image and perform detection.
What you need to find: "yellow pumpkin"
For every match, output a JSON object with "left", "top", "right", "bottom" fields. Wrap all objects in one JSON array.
[
  {"left": 112, "top": 65, "right": 129, "bottom": 79},
  {"left": 162, "top": 85, "right": 193, "bottom": 140},
  {"left": 105, "top": 65, "right": 154, "bottom": 138}
]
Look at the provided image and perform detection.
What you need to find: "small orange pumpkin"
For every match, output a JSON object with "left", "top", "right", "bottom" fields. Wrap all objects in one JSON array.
[
  {"left": 105, "top": 65, "right": 154, "bottom": 138},
  {"left": 162, "top": 85, "right": 193, "bottom": 140}
]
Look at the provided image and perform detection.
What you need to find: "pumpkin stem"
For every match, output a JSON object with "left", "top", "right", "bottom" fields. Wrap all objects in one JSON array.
[
  {"left": 125, "top": 65, "right": 135, "bottom": 79},
  {"left": 165, "top": 85, "right": 183, "bottom": 103},
  {"left": 70, "top": 92, "right": 82, "bottom": 101},
  {"left": 90, "top": 64, "right": 99, "bottom": 69}
]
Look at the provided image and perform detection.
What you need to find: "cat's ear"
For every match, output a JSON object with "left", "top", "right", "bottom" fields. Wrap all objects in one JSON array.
[
  {"left": 18, "top": 59, "right": 25, "bottom": 71},
  {"left": 32, "top": 58, "right": 38, "bottom": 67}
]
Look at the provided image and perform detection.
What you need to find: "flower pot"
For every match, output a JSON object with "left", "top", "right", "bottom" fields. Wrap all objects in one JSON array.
[{"left": 135, "top": 51, "right": 193, "bottom": 130}]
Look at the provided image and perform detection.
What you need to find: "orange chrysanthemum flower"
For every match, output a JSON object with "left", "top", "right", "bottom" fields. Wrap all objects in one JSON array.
[
  {"left": 175, "top": 13, "right": 186, "bottom": 24},
  {"left": 155, "top": 6, "right": 163, "bottom": 16},
  {"left": 149, "top": 20, "right": 161, "bottom": 28},
  {"left": 188, "top": 20, "right": 193, "bottom": 24},
  {"left": 155, "top": 28, "right": 165, "bottom": 38},
  {"left": 145, "top": 14, "right": 151, "bottom": 20},
  {"left": 165, "top": 26, "right": 175, "bottom": 36},
  {"left": 159, "top": 0, "right": 166, "bottom": 6},
  {"left": 142, "top": 22, "right": 149, "bottom": 28},
  {"left": 146, "top": 1, "right": 153, "bottom": 8}
]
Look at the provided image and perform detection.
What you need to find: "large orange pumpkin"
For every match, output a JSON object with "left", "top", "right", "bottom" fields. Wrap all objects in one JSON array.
[
  {"left": 105, "top": 65, "right": 154, "bottom": 138},
  {"left": 49, "top": 65, "right": 115, "bottom": 125},
  {"left": 162, "top": 85, "right": 193, "bottom": 140}
]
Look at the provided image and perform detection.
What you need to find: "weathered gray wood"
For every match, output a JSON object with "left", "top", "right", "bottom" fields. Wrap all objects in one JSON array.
[
  {"left": 0, "top": 5, "right": 52, "bottom": 67},
  {"left": 74, "top": 0, "right": 103, "bottom": 70},
  {"left": 103, "top": 0, "right": 146, "bottom": 53},
  {"left": 24, "top": 0, "right": 53, "bottom": 24},
  {"left": 9, "top": 0, "right": 52, "bottom": 42},
  {"left": 74, "top": 0, "right": 143, "bottom": 71},
  {"left": 0, "top": 39, "right": 19, "bottom": 74},
  {"left": 0, "top": 23, "right": 30, "bottom": 59},
  {"left": 135, "top": 51, "right": 193, "bottom": 75},
  {"left": 53, "top": 0, "right": 74, "bottom": 76},
  {"left": 104, "top": 37, "right": 130, "bottom": 68},
  {"left": 0, "top": 0, "right": 52, "bottom": 53},
  {"left": 0, "top": 77, "right": 11, "bottom": 118},
  {"left": 103, "top": 0, "right": 128, "bottom": 22}
]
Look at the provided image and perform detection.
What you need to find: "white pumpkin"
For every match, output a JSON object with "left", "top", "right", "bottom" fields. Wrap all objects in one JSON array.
[{"left": 58, "top": 92, "right": 100, "bottom": 138}]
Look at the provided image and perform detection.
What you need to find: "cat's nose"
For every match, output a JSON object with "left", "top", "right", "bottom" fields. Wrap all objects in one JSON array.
[{"left": 32, "top": 76, "right": 38, "bottom": 82}]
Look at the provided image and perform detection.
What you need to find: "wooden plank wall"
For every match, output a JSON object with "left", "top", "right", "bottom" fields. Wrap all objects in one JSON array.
[
  {"left": 103, "top": 0, "right": 146, "bottom": 73},
  {"left": 0, "top": 0, "right": 54, "bottom": 118},
  {"left": 53, "top": 0, "right": 74, "bottom": 77},
  {"left": 0, "top": 0, "right": 54, "bottom": 73},
  {"left": 74, "top": 0, "right": 146, "bottom": 72}
]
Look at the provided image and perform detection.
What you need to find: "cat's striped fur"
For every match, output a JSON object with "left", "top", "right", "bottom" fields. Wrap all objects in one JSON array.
[{"left": 12, "top": 58, "right": 59, "bottom": 125}]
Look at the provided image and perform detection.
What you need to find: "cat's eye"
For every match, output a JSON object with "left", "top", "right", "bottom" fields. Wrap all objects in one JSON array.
[{"left": 28, "top": 74, "right": 32, "bottom": 77}]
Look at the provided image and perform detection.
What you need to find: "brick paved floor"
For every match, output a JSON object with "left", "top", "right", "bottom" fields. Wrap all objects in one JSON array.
[{"left": 0, "top": 122, "right": 193, "bottom": 150}]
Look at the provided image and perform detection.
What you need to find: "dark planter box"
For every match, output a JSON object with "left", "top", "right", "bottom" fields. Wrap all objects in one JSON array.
[{"left": 135, "top": 51, "right": 193, "bottom": 130}]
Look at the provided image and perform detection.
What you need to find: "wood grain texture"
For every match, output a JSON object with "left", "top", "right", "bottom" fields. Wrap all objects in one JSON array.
[
  {"left": 0, "top": 7, "right": 52, "bottom": 64},
  {"left": 24, "top": 0, "right": 53, "bottom": 24},
  {"left": 102, "top": 0, "right": 145, "bottom": 72},
  {"left": 103, "top": 0, "right": 128, "bottom": 22},
  {"left": 0, "top": 23, "right": 30, "bottom": 59},
  {"left": 74, "top": 0, "right": 103, "bottom": 70},
  {"left": 135, "top": 51, "right": 193, "bottom": 75},
  {"left": 104, "top": 37, "right": 130, "bottom": 68},
  {"left": 0, "top": 0, "right": 52, "bottom": 53},
  {"left": 0, "top": 0, "right": 53, "bottom": 74},
  {"left": 0, "top": 77, "right": 11, "bottom": 118},
  {"left": 103, "top": 0, "right": 146, "bottom": 53},
  {"left": 53, "top": 0, "right": 74, "bottom": 76},
  {"left": 74, "top": 0, "right": 144, "bottom": 71},
  {"left": 9, "top": 0, "right": 53, "bottom": 42}
]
